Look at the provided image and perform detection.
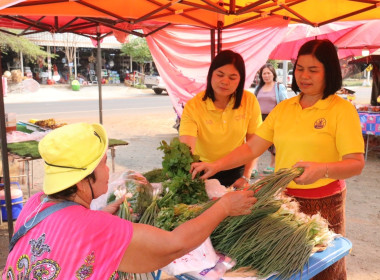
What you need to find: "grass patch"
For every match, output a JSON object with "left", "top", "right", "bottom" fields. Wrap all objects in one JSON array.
[
  {"left": 134, "top": 84, "right": 147, "bottom": 89},
  {"left": 343, "top": 79, "right": 367, "bottom": 87}
]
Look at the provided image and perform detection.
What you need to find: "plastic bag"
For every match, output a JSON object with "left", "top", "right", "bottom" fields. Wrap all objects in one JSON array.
[
  {"left": 162, "top": 237, "right": 219, "bottom": 276},
  {"left": 205, "top": 179, "right": 235, "bottom": 199},
  {"left": 90, "top": 171, "right": 126, "bottom": 210},
  {"left": 184, "top": 253, "right": 236, "bottom": 280},
  {"left": 90, "top": 169, "right": 153, "bottom": 215},
  {"left": 205, "top": 179, "right": 226, "bottom": 199}
]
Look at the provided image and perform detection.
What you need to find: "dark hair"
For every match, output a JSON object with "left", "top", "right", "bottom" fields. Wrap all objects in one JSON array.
[
  {"left": 203, "top": 50, "right": 246, "bottom": 109},
  {"left": 254, "top": 63, "right": 277, "bottom": 95},
  {"left": 49, "top": 172, "right": 96, "bottom": 200},
  {"left": 291, "top": 39, "right": 342, "bottom": 99}
]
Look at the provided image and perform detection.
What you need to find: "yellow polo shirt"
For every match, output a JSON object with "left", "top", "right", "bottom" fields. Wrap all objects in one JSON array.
[
  {"left": 180, "top": 90, "right": 262, "bottom": 162},
  {"left": 256, "top": 93, "right": 364, "bottom": 189}
]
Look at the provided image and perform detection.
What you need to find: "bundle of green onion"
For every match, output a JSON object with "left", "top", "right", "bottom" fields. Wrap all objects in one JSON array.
[
  {"left": 113, "top": 195, "right": 157, "bottom": 280},
  {"left": 211, "top": 167, "right": 335, "bottom": 279}
]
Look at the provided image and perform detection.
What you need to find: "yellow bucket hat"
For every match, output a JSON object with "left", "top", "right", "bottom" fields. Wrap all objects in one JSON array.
[{"left": 39, "top": 123, "right": 108, "bottom": 195}]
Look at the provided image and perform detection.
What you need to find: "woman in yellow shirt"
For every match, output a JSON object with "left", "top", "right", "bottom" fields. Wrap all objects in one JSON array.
[
  {"left": 179, "top": 50, "right": 262, "bottom": 188},
  {"left": 190, "top": 40, "right": 365, "bottom": 280}
]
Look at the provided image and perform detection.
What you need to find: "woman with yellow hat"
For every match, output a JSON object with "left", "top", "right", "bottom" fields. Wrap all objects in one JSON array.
[{"left": 3, "top": 122, "right": 257, "bottom": 279}]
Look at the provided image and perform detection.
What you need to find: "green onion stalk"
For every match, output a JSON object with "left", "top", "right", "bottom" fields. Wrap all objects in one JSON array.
[
  {"left": 209, "top": 167, "right": 335, "bottom": 278},
  {"left": 116, "top": 198, "right": 153, "bottom": 280}
]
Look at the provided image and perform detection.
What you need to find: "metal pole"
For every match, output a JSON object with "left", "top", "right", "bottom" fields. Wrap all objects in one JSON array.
[
  {"left": 47, "top": 46, "right": 52, "bottom": 80},
  {"left": 283, "top": 60, "right": 288, "bottom": 86},
  {"left": 20, "top": 51, "right": 24, "bottom": 77},
  {"left": 0, "top": 52, "right": 14, "bottom": 239},
  {"left": 96, "top": 34, "right": 103, "bottom": 124},
  {"left": 74, "top": 48, "right": 77, "bottom": 79},
  {"left": 210, "top": 29, "right": 215, "bottom": 61},
  {"left": 217, "top": 27, "right": 222, "bottom": 54}
]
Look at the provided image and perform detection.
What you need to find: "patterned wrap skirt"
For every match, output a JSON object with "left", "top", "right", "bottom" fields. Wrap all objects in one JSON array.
[{"left": 291, "top": 189, "right": 347, "bottom": 280}]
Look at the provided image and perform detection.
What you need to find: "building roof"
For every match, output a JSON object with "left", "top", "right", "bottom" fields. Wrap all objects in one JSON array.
[{"left": 24, "top": 32, "right": 122, "bottom": 49}]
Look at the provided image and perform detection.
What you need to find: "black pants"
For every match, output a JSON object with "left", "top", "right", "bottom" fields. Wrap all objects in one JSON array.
[{"left": 209, "top": 165, "right": 245, "bottom": 187}]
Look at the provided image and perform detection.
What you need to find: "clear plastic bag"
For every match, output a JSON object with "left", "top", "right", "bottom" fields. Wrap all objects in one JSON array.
[
  {"left": 162, "top": 237, "right": 219, "bottom": 276},
  {"left": 90, "top": 171, "right": 126, "bottom": 210},
  {"left": 90, "top": 169, "right": 153, "bottom": 216},
  {"left": 205, "top": 179, "right": 226, "bottom": 199},
  {"left": 184, "top": 253, "right": 236, "bottom": 280}
]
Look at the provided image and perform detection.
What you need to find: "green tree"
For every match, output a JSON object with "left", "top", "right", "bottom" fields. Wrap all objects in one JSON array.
[
  {"left": 0, "top": 30, "right": 51, "bottom": 62},
  {"left": 121, "top": 36, "right": 152, "bottom": 74}
]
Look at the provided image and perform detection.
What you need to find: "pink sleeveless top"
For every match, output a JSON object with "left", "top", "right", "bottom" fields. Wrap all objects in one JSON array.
[{"left": 3, "top": 192, "right": 133, "bottom": 280}]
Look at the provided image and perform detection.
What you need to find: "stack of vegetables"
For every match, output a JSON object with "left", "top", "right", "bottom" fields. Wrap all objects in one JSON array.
[{"left": 109, "top": 138, "right": 335, "bottom": 279}]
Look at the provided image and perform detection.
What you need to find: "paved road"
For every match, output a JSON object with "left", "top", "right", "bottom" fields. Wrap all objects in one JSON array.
[
  {"left": 3, "top": 84, "right": 373, "bottom": 121},
  {"left": 4, "top": 85, "right": 174, "bottom": 120}
]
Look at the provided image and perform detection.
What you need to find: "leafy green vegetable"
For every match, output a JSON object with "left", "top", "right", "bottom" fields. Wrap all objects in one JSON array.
[
  {"left": 156, "top": 203, "right": 204, "bottom": 231},
  {"left": 142, "top": 168, "right": 167, "bottom": 183},
  {"left": 158, "top": 138, "right": 199, "bottom": 179},
  {"left": 157, "top": 138, "right": 208, "bottom": 207},
  {"left": 125, "top": 180, "right": 153, "bottom": 219}
]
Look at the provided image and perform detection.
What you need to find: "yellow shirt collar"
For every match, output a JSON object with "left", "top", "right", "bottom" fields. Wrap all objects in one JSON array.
[
  {"left": 293, "top": 93, "right": 336, "bottom": 109},
  {"left": 205, "top": 94, "right": 235, "bottom": 110}
]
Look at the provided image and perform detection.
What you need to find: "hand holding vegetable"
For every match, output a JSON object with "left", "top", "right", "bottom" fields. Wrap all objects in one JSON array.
[
  {"left": 231, "top": 177, "right": 250, "bottom": 189},
  {"left": 190, "top": 161, "right": 221, "bottom": 180},
  {"left": 102, "top": 195, "right": 128, "bottom": 215},
  {"left": 292, "top": 161, "right": 326, "bottom": 185},
  {"left": 217, "top": 190, "right": 257, "bottom": 216}
]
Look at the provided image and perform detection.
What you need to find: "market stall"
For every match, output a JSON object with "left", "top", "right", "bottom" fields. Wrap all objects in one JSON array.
[
  {"left": 5, "top": 121, "right": 128, "bottom": 197},
  {"left": 99, "top": 139, "right": 353, "bottom": 280},
  {"left": 349, "top": 55, "right": 380, "bottom": 106},
  {"left": 173, "top": 237, "right": 352, "bottom": 280},
  {"left": 356, "top": 107, "right": 380, "bottom": 160}
]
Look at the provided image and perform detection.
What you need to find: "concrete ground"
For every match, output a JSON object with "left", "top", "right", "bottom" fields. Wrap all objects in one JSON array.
[{"left": 1, "top": 83, "right": 379, "bottom": 279}]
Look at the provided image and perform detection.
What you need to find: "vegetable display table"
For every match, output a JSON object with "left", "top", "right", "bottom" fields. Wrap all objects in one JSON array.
[
  {"left": 6, "top": 138, "right": 128, "bottom": 197},
  {"left": 169, "top": 237, "right": 352, "bottom": 280},
  {"left": 358, "top": 112, "right": 380, "bottom": 160}
]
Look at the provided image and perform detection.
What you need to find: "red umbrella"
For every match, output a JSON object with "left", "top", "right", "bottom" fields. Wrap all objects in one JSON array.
[{"left": 269, "top": 20, "right": 380, "bottom": 60}]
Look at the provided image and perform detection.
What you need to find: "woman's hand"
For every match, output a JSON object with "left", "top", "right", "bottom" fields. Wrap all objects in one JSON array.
[
  {"left": 217, "top": 190, "right": 257, "bottom": 216},
  {"left": 292, "top": 161, "right": 325, "bottom": 185},
  {"left": 190, "top": 161, "right": 220, "bottom": 180},
  {"left": 231, "top": 177, "right": 250, "bottom": 189},
  {"left": 102, "top": 195, "right": 127, "bottom": 215}
]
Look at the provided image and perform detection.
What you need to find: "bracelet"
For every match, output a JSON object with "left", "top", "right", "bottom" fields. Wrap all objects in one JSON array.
[
  {"left": 242, "top": 175, "right": 250, "bottom": 183},
  {"left": 324, "top": 164, "right": 329, "bottom": 178}
]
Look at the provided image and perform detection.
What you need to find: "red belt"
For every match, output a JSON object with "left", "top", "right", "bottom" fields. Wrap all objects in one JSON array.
[{"left": 285, "top": 180, "right": 346, "bottom": 199}]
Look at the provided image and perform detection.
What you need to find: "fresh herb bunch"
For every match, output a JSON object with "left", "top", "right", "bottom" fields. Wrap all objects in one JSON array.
[
  {"left": 119, "top": 179, "right": 153, "bottom": 221},
  {"left": 142, "top": 168, "right": 168, "bottom": 183},
  {"left": 156, "top": 203, "right": 204, "bottom": 231},
  {"left": 157, "top": 138, "right": 208, "bottom": 207},
  {"left": 158, "top": 138, "right": 200, "bottom": 178}
]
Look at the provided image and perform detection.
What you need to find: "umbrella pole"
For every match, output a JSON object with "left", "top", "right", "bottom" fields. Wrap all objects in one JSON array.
[
  {"left": 217, "top": 20, "right": 223, "bottom": 54},
  {"left": 210, "top": 29, "right": 215, "bottom": 61},
  {"left": 96, "top": 33, "right": 103, "bottom": 124},
  {"left": 0, "top": 51, "right": 14, "bottom": 240}
]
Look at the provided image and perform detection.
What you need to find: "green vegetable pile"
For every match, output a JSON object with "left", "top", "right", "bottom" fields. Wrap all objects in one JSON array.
[
  {"left": 109, "top": 138, "right": 335, "bottom": 279},
  {"left": 158, "top": 138, "right": 208, "bottom": 207},
  {"left": 156, "top": 203, "right": 204, "bottom": 231}
]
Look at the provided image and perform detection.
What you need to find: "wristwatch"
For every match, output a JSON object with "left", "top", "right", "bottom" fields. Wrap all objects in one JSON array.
[{"left": 241, "top": 175, "right": 250, "bottom": 183}]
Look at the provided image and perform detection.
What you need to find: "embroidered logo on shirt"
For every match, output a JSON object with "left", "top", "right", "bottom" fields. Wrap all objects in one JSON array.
[{"left": 314, "top": 118, "right": 326, "bottom": 129}]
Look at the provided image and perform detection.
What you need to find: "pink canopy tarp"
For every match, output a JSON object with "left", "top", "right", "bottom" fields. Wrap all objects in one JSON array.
[{"left": 145, "top": 16, "right": 289, "bottom": 115}]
